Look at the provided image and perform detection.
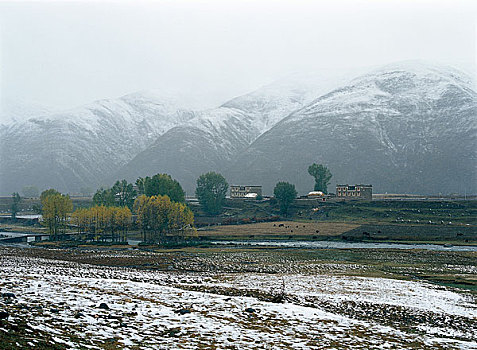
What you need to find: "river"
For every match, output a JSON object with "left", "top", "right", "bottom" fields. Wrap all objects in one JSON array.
[
  {"left": 2, "top": 232, "right": 475, "bottom": 252},
  {"left": 211, "top": 239, "right": 477, "bottom": 252}
]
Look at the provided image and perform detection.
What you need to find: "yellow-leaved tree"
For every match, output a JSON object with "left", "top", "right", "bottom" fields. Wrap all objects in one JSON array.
[
  {"left": 71, "top": 205, "right": 131, "bottom": 242},
  {"left": 133, "top": 194, "right": 195, "bottom": 243},
  {"left": 169, "top": 202, "right": 195, "bottom": 239},
  {"left": 134, "top": 195, "right": 152, "bottom": 242},
  {"left": 42, "top": 193, "right": 73, "bottom": 240}
]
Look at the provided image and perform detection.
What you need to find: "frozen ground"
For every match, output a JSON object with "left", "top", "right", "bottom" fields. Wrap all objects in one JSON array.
[{"left": 0, "top": 247, "right": 476, "bottom": 349}]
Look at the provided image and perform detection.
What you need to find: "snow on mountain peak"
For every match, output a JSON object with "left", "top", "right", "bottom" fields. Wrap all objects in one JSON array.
[
  {"left": 362, "top": 60, "right": 474, "bottom": 89},
  {"left": 2, "top": 60, "right": 475, "bottom": 195}
]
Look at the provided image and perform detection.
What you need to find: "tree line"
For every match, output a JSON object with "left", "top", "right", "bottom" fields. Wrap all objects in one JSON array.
[
  {"left": 14, "top": 163, "right": 332, "bottom": 240},
  {"left": 71, "top": 206, "right": 132, "bottom": 242},
  {"left": 35, "top": 173, "right": 195, "bottom": 243}
]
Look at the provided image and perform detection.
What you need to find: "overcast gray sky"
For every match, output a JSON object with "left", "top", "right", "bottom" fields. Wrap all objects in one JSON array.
[{"left": 0, "top": 0, "right": 476, "bottom": 115}]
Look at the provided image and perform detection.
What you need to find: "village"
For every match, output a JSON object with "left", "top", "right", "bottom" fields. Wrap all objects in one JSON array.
[{"left": 0, "top": 175, "right": 475, "bottom": 246}]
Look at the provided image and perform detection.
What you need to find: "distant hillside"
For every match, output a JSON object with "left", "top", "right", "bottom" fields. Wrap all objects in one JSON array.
[
  {"left": 1, "top": 62, "right": 475, "bottom": 196},
  {"left": 114, "top": 73, "right": 346, "bottom": 194},
  {"left": 0, "top": 91, "right": 195, "bottom": 193},
  {"left": 226, "top": 61, "right": 477, "bottom": 195}
]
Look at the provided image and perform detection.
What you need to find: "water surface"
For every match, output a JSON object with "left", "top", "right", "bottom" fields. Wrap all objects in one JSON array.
[{"left": 211, "top": 240, "right": 477, "bottom": 252}]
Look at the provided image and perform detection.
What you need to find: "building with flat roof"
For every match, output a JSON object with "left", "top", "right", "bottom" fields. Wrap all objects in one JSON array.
[
  {"left": 230, "top": 185, "right": 262, "bottom": 199},
  {"left": 336, "top": 184, "right": 372, "bottom": 200}
]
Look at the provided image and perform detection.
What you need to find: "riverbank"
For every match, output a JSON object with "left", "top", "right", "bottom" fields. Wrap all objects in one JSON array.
[
  {"left": 197, "top": 220, "right": 477, "bottom": 246},
  {"left": 3, "top": 218, "right": 476, "bottom": 252}
]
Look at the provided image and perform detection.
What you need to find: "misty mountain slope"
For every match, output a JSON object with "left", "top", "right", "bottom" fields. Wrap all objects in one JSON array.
[
  {"left": 3, "top": 62, "right": 474, "bottom": 195},
  {"left": 117, "top": 108, "right": 254, "bottom": 194},
  {"left": 0, "top": 99, "right": 55, "bottom": 126},
  {"left": 226, "top": 62, "right": 477, "bottom": 195},
  {"left": 114, "top": 74, "right": 346, "bottom": 194},
  {"left": 0, "top": 91, "right": 195, "bottom": 193}
]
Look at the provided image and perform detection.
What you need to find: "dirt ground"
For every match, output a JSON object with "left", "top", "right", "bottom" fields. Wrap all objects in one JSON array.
[{"left": 200, "top": 221, "right": 360, "bottom": 238}]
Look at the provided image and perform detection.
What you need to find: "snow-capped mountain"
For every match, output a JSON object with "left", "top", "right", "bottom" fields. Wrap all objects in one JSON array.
[
  {"left": 0, "top": 91, "right": 195, "bottom": 193},
  {"left": 2, "top": 61, "right": 474, "bottom": 196},
  {"left": 226, "top": 61, "right": 477, "bottom": 195},
  {"left": 114, "top": 72, "right": 349, "bottom": 194}
]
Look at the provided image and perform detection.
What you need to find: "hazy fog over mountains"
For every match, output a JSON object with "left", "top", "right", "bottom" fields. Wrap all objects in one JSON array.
[
  {"left": 1, "top": 61, "right": 476, "bottom": 195},
  {"left": 0, "top": 0, "right": 475, "bottom": 196}
]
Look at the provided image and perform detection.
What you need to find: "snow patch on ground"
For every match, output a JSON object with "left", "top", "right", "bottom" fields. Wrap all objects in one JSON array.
[{"left": 0, "top": 254, "right": 475, "bottom": 349}]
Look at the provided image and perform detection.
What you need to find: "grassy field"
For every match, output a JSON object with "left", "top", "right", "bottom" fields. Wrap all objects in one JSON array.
[
  {"left": 191, "top": 198, "right": 477, "bottom": 226},
  {"left": 340, "top": 223, "right": 477, "bottom": 244},
  {"left": 198, "top": 220, "right": 476, "bottom": 245},
  {"left": 1, "top": 194, "right": 475, "bottom": 226},
  {"left": 191, "top": 199, "right": 477, "bottom": 244},
  {"left": 198, "top": 221, "right": 360, "bottom": 239}
]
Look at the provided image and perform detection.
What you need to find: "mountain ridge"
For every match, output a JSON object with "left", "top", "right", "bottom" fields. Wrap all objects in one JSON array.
[
  {"left": 0, "top": 91, "right": 196, "bottom": 193},
  {"left": 225, "top": 61, "right": 477, "bottom": 195},
  {"left": 112, "top": 70, "right": 351, "bottom": 193},
  {"left": 1, "top": 61, "right": 474, "bottom": 195}
]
